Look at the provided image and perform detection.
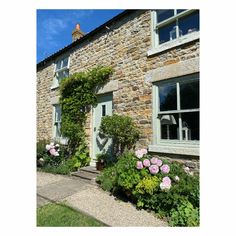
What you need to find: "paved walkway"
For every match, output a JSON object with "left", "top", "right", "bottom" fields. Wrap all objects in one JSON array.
[{"left": 37, "top": 171, "right": 168, "bottom": 227}]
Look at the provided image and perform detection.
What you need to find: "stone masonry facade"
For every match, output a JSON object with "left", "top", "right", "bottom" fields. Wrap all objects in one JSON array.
[{"left": 37, "top": 10, "right": 200, "bottom": 170}]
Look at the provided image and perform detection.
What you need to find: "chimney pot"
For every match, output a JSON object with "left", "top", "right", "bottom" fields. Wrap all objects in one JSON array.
[{"left": 72, "top": 23, "right": 84, "bottom": 42}]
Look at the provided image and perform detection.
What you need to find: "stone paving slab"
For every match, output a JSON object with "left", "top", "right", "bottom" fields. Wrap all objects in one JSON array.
[
  {"left": 37, "top": 178, "right": 90, "bottom": 202},
  {"left": 37, "top": 171, "right": 68, "bottom": 187}
]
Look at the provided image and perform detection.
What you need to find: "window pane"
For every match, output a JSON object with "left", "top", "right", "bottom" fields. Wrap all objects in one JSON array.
[
  {"left": 181, "top": 112, "right": 199, "bottom": 140},
  {"left": 62, "top": 57, "right": 69, "bottom": 68},
  {"left": 180, "top": 79, "right": 199, "bottom": 109},
  {"left": 177, "top": 9, "right": 187, "bottom": 14},
  {"left": 157, "top": 10, "right": 174, "bottom": 23},
  {"left": 161, "top": 113, "right": 179, "bottom": 140},
  {"left": 159, "top": 83, "right": 177, "bottom": 111},
  {"left": 55, "top": 123, "right": 61, "bottom": 137},
  {"left": 55, "top": 105, "right": 61, "bottom": 122},
  {"left": 56, "top": 61, "right": 61, "bottom": 70},
  {"left": 178, "top": 10, "right": 199, "bottom": 36},
  {"left": 158, "top": 22, "right": 176, "bottom": 44},
  {"left": 102, "top": 105, "right": 106, "bottom": 117},
  {"left": 57, "top": 70, "right": 69, "bottom": 81}
]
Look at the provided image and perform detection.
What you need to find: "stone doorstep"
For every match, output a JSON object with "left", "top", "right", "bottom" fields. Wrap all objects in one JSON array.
[{"left": 71, "top": 166, "right": 100, "bottom": 182}]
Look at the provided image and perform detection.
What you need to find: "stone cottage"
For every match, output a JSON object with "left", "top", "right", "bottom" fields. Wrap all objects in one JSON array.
[{"left": 37, "top": 10, "right": 199, "bottom": 169}]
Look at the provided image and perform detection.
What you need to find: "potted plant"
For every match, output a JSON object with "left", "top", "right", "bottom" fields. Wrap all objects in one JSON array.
[{"left": 96, "top": 153, "right": 108, "bottom": 171}]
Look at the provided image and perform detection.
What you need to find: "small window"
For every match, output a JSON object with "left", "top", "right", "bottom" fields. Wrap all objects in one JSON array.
[
  {"left": 53, "top": 56, "right": 69, "bottom": 87},
  {"left": 102, "top": 105, "right": 106, "bottom": 117}
]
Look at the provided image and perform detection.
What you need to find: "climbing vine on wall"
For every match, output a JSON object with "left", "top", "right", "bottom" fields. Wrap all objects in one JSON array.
[{"left": 59, "top": 66, "right": 113, "bottom": 157}]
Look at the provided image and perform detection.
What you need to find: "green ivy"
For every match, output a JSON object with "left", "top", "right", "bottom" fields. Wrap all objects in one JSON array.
[{"left": 59, "top": 66, "right": 113, "bottom": 158}]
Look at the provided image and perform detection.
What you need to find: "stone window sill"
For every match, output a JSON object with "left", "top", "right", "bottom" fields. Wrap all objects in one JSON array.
[
  {"left": 147, "top": 31, "right": 199, "bottom": 57},
  {"left": 148, "top": 143, "right": 199, "bottom": 156},
  {"left": 51, "top": 84, "right": 59, "bottom": 90}
]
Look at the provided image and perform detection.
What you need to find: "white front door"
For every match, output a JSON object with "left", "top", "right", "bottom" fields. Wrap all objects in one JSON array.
[{"left": 91, "top": 93, "right": 113, "bottom": 164}]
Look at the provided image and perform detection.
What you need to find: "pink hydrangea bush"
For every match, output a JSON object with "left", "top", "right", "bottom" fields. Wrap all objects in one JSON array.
[
  {"left": 136, "top": 161, "right": 143, "bottom": 169},
  {"left": 149, "top": 165, "right": 159, "bottom": 174},
  {"left": 160, "top": 164, "right": 170, "bottom": 174},
  {"left": 143, "top": 159, "right": 151, "bottom": 167},
  {"left": 135, "top": 148, "right": 148, "bottom": 158},
  {"left": 45, "top": 142, "right": 60, "bottom": 157},
  {"left": 160, "top": 176, "right": 172, "bottom": 191},
  {"left": 135, "top": 148, "right": 174, "bottom": 190}
]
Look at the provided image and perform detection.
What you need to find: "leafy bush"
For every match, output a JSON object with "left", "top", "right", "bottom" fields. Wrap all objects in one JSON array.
[
  {"left": 96, "top": 148, "right": 200, "bottom": 226},
  {"left": 99, "top": 114, "right": 140, "bottom": 156},
  {"left": 169, "top": 200, "right": 199, "bottom": 227},
  {"left": 37, "top": 139, "right": 49, "bottom": 161},
  {"left": 71, "top": 143, "right": 90, "bottom": 169},
  {"left": 96, "top": 165, "right": 117, "bottom": 192}
]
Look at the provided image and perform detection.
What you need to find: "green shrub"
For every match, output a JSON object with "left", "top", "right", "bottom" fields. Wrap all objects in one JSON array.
[
  {"left": 41, "top": 159, "right": 72, "bottom": 175},
  {"left": 99, "top": 115, "right": 140, "bottom": 156},
  {"left": 96, "top": 148, "right": 200, "bottom": 226},
  {"left": 115, "top": 152, "right": 141, "bottom": 192},
  {"left": 37, "top": 140, "right": 48, "bottom": 159},
  {"left": 96, "top": 166, "right": 117, "bottom": 192},
  {"left": 169, "top": 200, "right": 200, "bottom": 227},
  {"left": 71, "top": 143, "right": 90, "bottom": 169}
]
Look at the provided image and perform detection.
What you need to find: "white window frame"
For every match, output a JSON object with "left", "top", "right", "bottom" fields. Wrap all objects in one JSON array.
[
  {"left": 148, "top": 9, "right": 200, "bottom": 56},
  {"left": 149, "top": 73, "right": 199, "bottom": 156},
  {"left": 51, "top": 55, "right": 70, "bottom": 89}
]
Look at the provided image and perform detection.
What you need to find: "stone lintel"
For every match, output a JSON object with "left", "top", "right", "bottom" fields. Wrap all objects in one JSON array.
[
  {"left": 146, "top": 57, "right": 199, "bottom": 83},
  {"left": 95, "top": 80, "right": 119, "bottom": 95}
]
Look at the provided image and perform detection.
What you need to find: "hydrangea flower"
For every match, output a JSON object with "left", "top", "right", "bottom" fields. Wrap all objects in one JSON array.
[
  {"left": 149, "top": 165, "right": 159, "bottom": 174},
  {"left": 143, "top": 159, "right": 151, "bottom": 167},
  {"left": 136, "top": 161, "right": 143, "bottom": 170},
  {"left": 162, "top": 176, "right": 171, "bottom": 185},
  {"left": 156, "top": 159, "right": 163, "bottom": 167},
  {"left": 160, "top": 182, "right": 171, "bottom": 190},
  {"left": 150, "top": 157, "right": 158, "bottom": 165},
  {"left": 160, "top": 164, "right": 170, "bottom": 174},
  {"left": 135, "top": 149, "right": 144, "bottom": 158},
  {"left": 160, "top": 176, "right": 172, "bottom": 190},
  {"left": 46, "top": 144, "right": 51, "bottom": 150},
  {"left": 184, "top": 166, "right": 190, "bottom": 173},
  {"left": 174, "top": 176, "right": 180, "bottom": 182},
  {"left": 140, "top": 148, "right": 148, "bottom": 155}
]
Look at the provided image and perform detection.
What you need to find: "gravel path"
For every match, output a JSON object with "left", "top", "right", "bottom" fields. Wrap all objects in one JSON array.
[{"left": 37, "top": 171, "right": 168, "bottom": 227}]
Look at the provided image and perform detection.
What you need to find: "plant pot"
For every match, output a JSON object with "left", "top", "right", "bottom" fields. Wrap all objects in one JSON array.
[{"left": 96, "top": 161, "right": 104, "bottom": 171}]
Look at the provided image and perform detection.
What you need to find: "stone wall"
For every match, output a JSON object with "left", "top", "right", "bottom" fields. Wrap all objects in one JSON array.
[{"left": 37, "top": 10, "right": 199, "bottom": 167}]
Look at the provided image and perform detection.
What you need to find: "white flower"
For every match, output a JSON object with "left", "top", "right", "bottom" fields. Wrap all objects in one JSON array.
[
  {"left": 174, "top": 176, "right": 180, "bottom": 181},
  {"left": 55, "top": 144, "right": 60, "bottom": 147},
  {"left": 160, "top": 182, "right": 171, "bottom": 191},
  {"left": 45, "top": 144, "right": 51, "bottom": 150}
]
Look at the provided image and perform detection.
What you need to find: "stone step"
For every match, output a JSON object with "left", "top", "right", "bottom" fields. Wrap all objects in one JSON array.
[
  {"left": 79, "top": 166, "right": 100, "bottom": 175},
  {"left": 71, "top": 166, "right": 100, "bottom": 182}
]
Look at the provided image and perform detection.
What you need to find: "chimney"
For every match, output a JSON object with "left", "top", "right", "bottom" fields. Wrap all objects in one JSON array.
[{"left": 72, "top": 23, "right": 85, "bottom": 42}]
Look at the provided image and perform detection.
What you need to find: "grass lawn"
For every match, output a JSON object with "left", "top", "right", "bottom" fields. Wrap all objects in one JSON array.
[{"left": 37, "top": 203, "right": 106, "bottom": 227}]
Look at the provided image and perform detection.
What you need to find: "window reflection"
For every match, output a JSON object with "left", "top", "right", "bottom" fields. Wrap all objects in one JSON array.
[
  {"left": 181, "top": 112, "right": 199, "bottom": 140},
  {"left": 159, "top": 83, "right": 177, "bottom": 111},
  {"left": 180, "top": 79, "right": 199, "bottom": 109},
  {"left": 161, "top": 114, "right": 179, "bottom": 140},
  {"left": 178, "top": 11, "right": 199, "bottom": 36},
  {"left": 157, "top": 10, "right": 174, "bottom": 23}
]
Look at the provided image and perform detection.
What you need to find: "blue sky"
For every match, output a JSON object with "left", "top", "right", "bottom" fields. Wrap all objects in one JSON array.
[{"left": 37, "top": 9, "right": 124, "bottom": 63}]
